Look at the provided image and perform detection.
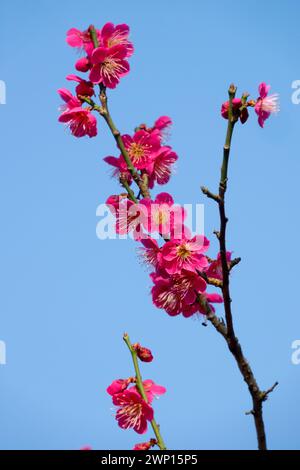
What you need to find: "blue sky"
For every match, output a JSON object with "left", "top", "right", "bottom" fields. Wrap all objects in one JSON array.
[{"left": 1, "top": 0, "right": 300, "bottom": 450}]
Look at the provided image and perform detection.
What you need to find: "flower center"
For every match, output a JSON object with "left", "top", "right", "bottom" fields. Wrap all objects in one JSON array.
[
  {"left": 176, "top": 244, "right": 191, "bottom": 260},
  {"left": 153, "top": 208, "right": 169, "bottom": 226},
  {"left": 107, "top": 32, "right": 127, "bottom": 48},
  {"left": 261, "top": 94, "right": 279, "bottom": 114},
  {"left": 129, "top": 142, "right": 146, "bottom": 162},
  {"left": 119, "top": 403, "right": 142, "bottom": 428},
  {"left": 102, "top": 57, "right": 126, "bottom": 79}
]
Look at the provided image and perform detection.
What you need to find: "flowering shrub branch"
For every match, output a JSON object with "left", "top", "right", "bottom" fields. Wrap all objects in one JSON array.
[
  {"left": 58, "top": 21, "right": 280, "bottom": 450},
  {"left": 107, "top": 334, "right": 166, "bottom": 450},
  {"left": 201, "top": 84, "right": 278, "bottom": 450},
  {"left": 123, "top": 334, "right": 166, "bottom": 450}
]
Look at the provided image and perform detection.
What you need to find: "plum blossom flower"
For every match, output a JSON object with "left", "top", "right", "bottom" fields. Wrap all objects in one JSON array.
[
  {"left": 148, "top": 147, "right": 178, "bottom": 188},
  {"left": 103, "top": 155, "right": 132, "bottom": 184},
  {"left": 151, "top": 269, "right": 207, "bottom": 317},
  {"left": 139, "top": 237, "right": 162, "bottom": 269},
  {"left": 58, "top": 89, "right": 97, "bottom": 138},
  {"left": 58, "top": 104, "right": 97, "bottom": 138},
  {"left": 113, "top": 389, "right": 154, "bottom": 434},
  {"left": 58, "top": 88, "right": 81, "bottom": 111},
  {"left": 89, "top": 45, "right": 130, "bottom": 88},
  {"left": 131, "top": 380, "right": 166, "bottom": 403},
  {"left": 66, "top": 74, "right": 95, "bottom": 98},
  {"left": 205, "top": 252, "right": 232, "bottom": 281},
  {"left": 122, "top": 130, "right": 161, "bottom": 170},
  {"left": 75, "top": 57, "right": 91, "bottom": 73},
  {"left": 221, "top": 98, "right": 249, "bottom": 124},
  {"left": 255, "top": 82, "right": 279, "bottom": 128},
  {"left": 66, "top": 26, "right": 101, "bottom": 56},
  {"left": 100, "top": 23, "right": 134, "bottom": 57},
  {"left": 141, "top": 380, "right": 166, "bottom": 403},
  {"left": 140, "top": 192, "right": 185, "bottom": 236},
  {"left": 107, "top": 378, "right": 132, "bottom": 396},
  {"left": 138, "top": 116, "right": 172, "bottom": 142},
  {"left": 161, "top": 235, "right": 209, "bottom": 274},
  {"left": 106, "top": 196, "right": 147, "bottom": 239}
]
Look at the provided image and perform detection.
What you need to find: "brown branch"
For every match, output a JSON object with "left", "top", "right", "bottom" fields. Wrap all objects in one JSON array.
[
  {"left": 201, "top": 186, "right": 220, "bottom": 203},
  {"left": 202, "top": 84, "right": 277, "bottom": 450},
  {"left": 196, "top": 269, "right": 223, "bottom": 288},
  {"left": 229, "top": 257, "right": 241, "bottom": 271}
]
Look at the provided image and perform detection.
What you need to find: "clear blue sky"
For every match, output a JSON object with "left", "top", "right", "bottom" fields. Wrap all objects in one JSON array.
[{"left": 1, "top": 0, "right": 300, "bottom": 450}]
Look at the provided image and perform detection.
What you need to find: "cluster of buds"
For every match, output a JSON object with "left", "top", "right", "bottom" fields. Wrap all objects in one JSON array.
[{"left": 221, "top": 82, "right": 279, "bottom": 127}]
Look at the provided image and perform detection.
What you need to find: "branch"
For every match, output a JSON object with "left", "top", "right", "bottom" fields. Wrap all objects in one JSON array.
[
  {"left": 196, "top": 269, "right": 223, "bottom": 288},
  {"left": 88, "top": 27, "right": 150, "bottom": 199},
  {"left": 123, "top": 333, "right": 166, "bottom": 450},
  {"left": 201, "top": 186, "right": 220, "bottom": 203},
  {"left": 202, "top": 84, "right": 277, "bottom": 450},
  {"left": 229, "top": 257, "right": 241, "bottom": 271}
]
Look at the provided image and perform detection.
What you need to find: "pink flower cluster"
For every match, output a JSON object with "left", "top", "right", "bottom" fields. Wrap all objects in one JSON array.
[
  {"left": 146, "top": 237, "right": 224, "bottom": 318},
  {"left": 107, "top": 342, "right": 166, "bottom": 450},
  {"left": 104, "top": 116, "right": 224, "bottom": 318},
  {"left": 105, "top": 116, "right": 177, "bottom": 188},
  {"left": 58, "top": 23, "right": 133, "bottom": 137}
]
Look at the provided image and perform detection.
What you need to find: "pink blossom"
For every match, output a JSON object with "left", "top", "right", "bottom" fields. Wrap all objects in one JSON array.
[
  {"left": 66, "top": 26, "right": 101, "bottom": 56},
  {"left": 66, "top": 74, "right": 94, "bottom": 97},
  {"left": 130, "top": 380, "right": 166, "bottom": 403},
  {"left": 122, "top": 130, "right": 161, "bottom": 170},
  {"left": 140, "top": 192, "right": 185, "bottom": 236},
  {"left": 58, "top": 105, "right": 97, "bottom": 138},
  {"left": 103, "top": 155, "right": 132, "bottom": 184},
  {"left": 80, "top": 446, "right": 92, "bottom": 451},
  {"left": 154, "top": 116, "right": 172, "bottom": 132},
  {"left": 205, "top": 252, "right": 232, "bottom": 281},
  {"left": 221, "top": 98, "right": 249, "bottom": 124},
  {"left": 89, "top": 45, "right": 130, "bottom": 88},
  {"left": 148, "top": 147, "right": 178, "bottom": 188},
  {"left": 100, "top": 23, "right": 134, "bottom": 57},
  {"left": 141, "top": 380, "right": 166, "bottom": 403},
  {"left": 75, "top": 57, "right": 91, "bottom": 73},
  {"left": 58, "top": 88, "right": 81, "bottom": 110},
  {"left": 139, "top": 237, "right": 162, "bottom": 269},
  {"left": 105, "top": 196, "right": 146, "bottom": 239},
  {"left": 139, "top": 116, "right": 172, "bottom": 139},
  {"left": 161, "top": 235, "right": 209, "bottom": 274},
  {"left": 255, "top": 82, "right": 279, "bottom": 128},
  {"left": 151, "top": 269, "right": 207, "bottom": 317},
  {"left": 107, "top": 379, "right": 131, "bottom": 396},
  {"left": 113, "top": 390, "right": 154, "bottom": 434}
]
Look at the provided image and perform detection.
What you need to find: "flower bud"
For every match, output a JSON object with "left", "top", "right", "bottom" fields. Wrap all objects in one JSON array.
[
  {"left": 133, "top": 343, "right": 153, "bottom": 362},
  {"left": 75, "top": 57, "right": 91, "bottom": 73}
]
